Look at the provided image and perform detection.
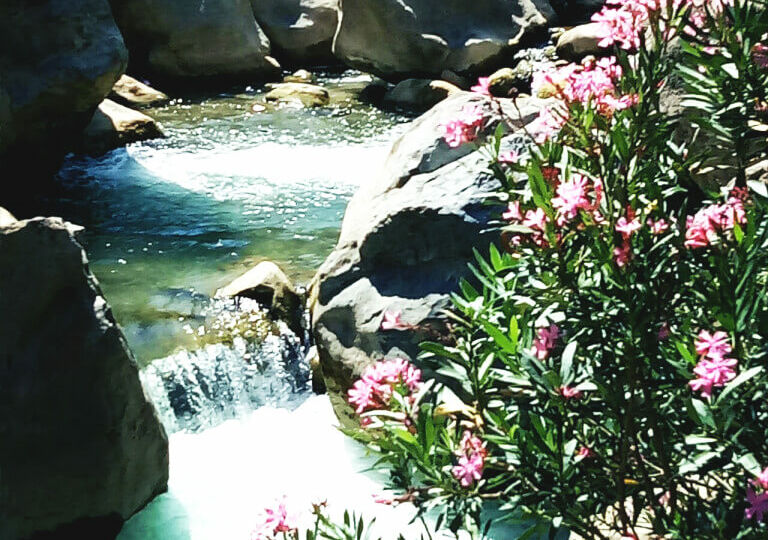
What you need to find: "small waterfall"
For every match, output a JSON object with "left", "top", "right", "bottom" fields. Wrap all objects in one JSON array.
[{"left": 140, "top": 296, "right": 311, "bottom": 434}]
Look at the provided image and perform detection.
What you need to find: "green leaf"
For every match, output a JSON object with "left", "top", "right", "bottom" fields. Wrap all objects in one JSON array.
[
  {"left": 560, "top": 341, "right": 577, "bottom": 381},
  {"left": 748, "top": 180, "right": 768, "bottom": 199},
  {"left": 717, "top": 366, "right": 763, "bottom": 403},
  {"left": 481, "top": 319, "right": 518, "bottom": 354},
  {"left": 690, "top": 398, "right": 716, "bottom": 429}
]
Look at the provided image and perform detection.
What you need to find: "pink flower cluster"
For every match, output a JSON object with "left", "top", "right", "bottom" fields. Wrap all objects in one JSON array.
[
  {"left": 753, "top": 44, "right": 768, "bottom": 69},
  {"left": 381, "top": 310, "right": 411, "bottom": 330},
  {"left": 252, "top": 499, "right": 298, "bottom": 540},
  {"left": 684, "top": 189, "right": 748, "bottom": 249},
  {"left": 531, "top": 324, "right": 561, "bottom": 360},
  {"left": 502, "top": 200, "right": 553, "bottom": 248},
  {"left": 688, "top": 330, "right": 737, "bottom": 399},
  {"left": 559, "top": 385, "right": 583, "bottom": 400},
  {"left": 441, "top": 104, "right": 485, "bottom": 148},
  {"left": 471, "top": 77, "right": 491, "bottom": 96},
  {"left": 552, "top": 174, "right": 604, "bottom": 226},
  {"left": 451, "top": 431, "right": 487, "bottom": 488},
  {"left": 347, "top": 358, "right": 422, "bottom": 415},
  {"left": 614, "top": 208, "right": 642, "bottom": 267},
  {"left": 747, "top": 467, "right": 768, "bottom": 521},
  {"left": 530, "top": 57, "right": 638, "bottom": 142},
  {"left": 591, "top": 0, "right": 656, "bottom": 50}
]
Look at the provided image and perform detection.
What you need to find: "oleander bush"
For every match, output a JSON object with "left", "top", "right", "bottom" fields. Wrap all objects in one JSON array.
[{"left": 337, "top": 1, "right": 768, "bottom": 539}]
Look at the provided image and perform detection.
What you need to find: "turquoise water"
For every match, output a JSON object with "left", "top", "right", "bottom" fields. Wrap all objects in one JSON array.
[{"left": 47, "top": 72, "right": 410, "bottom": 364}]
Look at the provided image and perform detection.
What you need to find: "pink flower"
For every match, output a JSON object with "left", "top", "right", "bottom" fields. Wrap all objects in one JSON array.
[
  {"left": 347, "top": 358, "right": 422, "bottom": 415},
  {"left": 552, "top": 175, "right": 591, "bottom": 225},
  {"left": 577, "top": 446, "right": 594, "bottom": 459},
  {"left": 753, "top": 44, "right": 768, "bottom": 69},
  {"left": 559, "top": 386, "right": 583, "bottom": 400},
  {"left": 754, "top": 467, "right": 768, "bottom": 490},
  {"left": 523, "top": 208, "right": 549, "bottom": 232},
  {"left": 531, "top": 324, "right": 560, "bottom": 360},
  {"left": 498, "top": 150, "right": 519, "bottom": 163},
  {"left": 746, "top": 486, "right": 768, "bottom": 521},
  {"left": 381, "top": 310, "right": 409, "bottom": 331},
  {"left": 647, "top": 218, "right": 669, "bottom": 235},
  {"left": 452, "top": 431, "right": 487, "bottom": 488},
  {"left": 613, "top": 241, "right": 632, "bottom": 267},
  {"left": 615, "top": 216, "right": 642, "bottom": 238},
  {"left": 695, "top": 330, "right": 732, "bottom": 358},
  {"left": 471, "top": 77, "right": 492, "bottom": 96},
  {"left": 252, "top": 499, "right": 298, "bottom": 539},
  {"left": 658, "top": 322, "right": 670, "bottom": 341},
  {"left": 452, "top": 453, "right": 484, "bottom": 487},
  {"left": 529, "top": 106, "right": 568, "bottom": 143},
  {"left": 685, "top": 196, "right": 747, "bottom": 249},
  {"left": 441, "top": 105, "right": 484, "bottom": 148},
  {"left": 502, "top": 201, "right": 523, "bottom": 221}
]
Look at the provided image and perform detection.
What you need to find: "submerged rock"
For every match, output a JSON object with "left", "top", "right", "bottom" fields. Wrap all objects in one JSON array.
[
  {"left": 332, "top": 0, "right": 555, "bottom": 81},
  {"left": 218, "top": 261, "right": 304, "bottom": 338},
  {"left": 264, "top": 82, "right": 330, "bottom": 107},
  {"left": 0, "top": 217, "right": 168, "bottom": 539},
  {"left": 0, "top": 0, "right": 127, "bottom": 182},
  {"left": 310, "top": 92, "right": 548, "bottom": 424},
  {"left": 250, "top": 0, "right": 340, "bottom": 66},
  {"left": 283, "top": 69, "right": 317, "bottom": 84},
  {"left": 109, "top": 74, "right": 170, "bottom": 107},
  {"left": 109, "top": 0, "right": 281, "bottom": 83},
  {"left": 383, "top": 79, "right": 461, "bottom": 111},
  {"left": 80, "top": 99, "right": 164, "bottom": 155}
]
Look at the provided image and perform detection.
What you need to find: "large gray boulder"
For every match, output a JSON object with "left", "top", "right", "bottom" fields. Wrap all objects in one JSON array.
[
  {"left": 79, "top": 99, "right": 164, "bottom": 155},
  {"left": 332, "top": 0, "right": 556, "bottom": 81},
  {"left": 0, "top": 0, "right": 128, "bottom": 182},
  {"left": 310, "top": 92, "right": 546, "bottom": 424},
  {"left": 251, "top": 0, "right": 340, "bottom": 66},
  {"left": 0, "top": 218, "right": 169, "bottom": 539},
  {"left": 109, "top": 0, "right": 281, "bottom": 83}
]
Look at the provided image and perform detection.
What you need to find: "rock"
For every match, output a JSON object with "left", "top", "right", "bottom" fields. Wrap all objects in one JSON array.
[
  {"left": 310, "top": 91, "right": 549, "bottom": 424},
  {"left": 556, "top": 23, "right": 604, "bottom": 62},
  {"left": 332, "top": 0, "right": 555, "bottom": 81},
  {"left": 250, "top": 0, "right": 340, "bottom": 66},
  {"left": 488, "top": 67, "right": 518, "bottom": 98},
  {"left": 264, "top": 82, "right": 330, "bottom": 107},
  {"left": 0, "top": 207, "right": 17, "bottom": 227},
  {"left": 0, "top": 0, "right": 128, "bottom": 183},
  {"left": 440, "top": 70, "right": 471, "bottom": 90},
  {"left": 109, "top": 0, "right": 281, "bottom": 83},
  {"left": 0, "top": 217, "right": 169, "bottom": 539},
  {"left": 109, "top": 74, "right": 169, "bottom": 107},
  {"left": 80, "top": 99, "right": 164, "bottom": 155},
  {"left": 283, "top": 69, "right": 317, "bottom": 84},
  {"left": 218, "top": 261, "right": 304, "bottom": 338},
  {"left": 383, "top": 79, "right": 461, "bottom": 111}
]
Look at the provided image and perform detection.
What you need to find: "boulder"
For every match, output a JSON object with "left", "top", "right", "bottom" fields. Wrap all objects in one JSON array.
[
  {"left": 550, "top": 0, "right": 605, "bottom": 25},
  {"left": 0, "top": 0, "right": 128, "bottom": 182},
  {"left": 488, "top": 67, "right": 518, "bottom": 97},
  {"left": 80, "top": 99, "right": 164, "bottom": 155},
  {"left": 109, "top": 0, "right": 281, "bottom": 83},
  {"left": 264, "top": 82, "right": 330, "bottom": 107},
  {"left": 0, "top": 207, "right": 16, "bottom": 227},
  {"left": 250, "top": 0, "right": 340, "bottom": 66},
  {"left": 310, "top": 92, "right": 548, "bottom": 424},
  {"left": 556, "top": 23, "right": 604, "bottom": 62},
  {"left": 218, "top": 261, "right": 304, "bottom": 339},
  {"left": 109, "top": 74, "right": 169, "bottom": 108},
  {"left": 332, "top": 0, "right": 555, "bottom": 81},
  {"left": 383, "top": 79, "right": 461, "bottom": 111},
  {"left": 0, "top": 217, "right": 169, "bottom": 539}
]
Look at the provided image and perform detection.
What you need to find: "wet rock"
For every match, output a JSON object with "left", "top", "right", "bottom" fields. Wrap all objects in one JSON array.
[
  {"left": 283, "top": 69, "right": 317, "bottom": 84},
  {"left": 218, "top": 261, "right": 304, "bottom": 338},
  {"left": 250, "top": 0, "right": 339, "bottom": 66},
  {"left": 0, "top": 0, "right": 128, "bottom": 182},
  {"left": 440, "top": 70, "right": 471, "bottom": 90},
  {"left": 332, "top": 0, "right": 555, "bottom": 81},
  {"left": 310, "top": 92, "right": 549, "bottom": 425},
  {"left": 556, "top": 23, "right": 604, "bottom": 62},
  {"left": 264, "top": 82, "right": 330, "bottom": 107},
  {"left": 488, "top": 67, "right": 518, "bottom": 97},
  {"left": 109, "top": 0, "right": 281, "bottom": 83},
  {"left": 80, "top": 99, "right": 164, "bottom": 155},
  {"left": 550, "top": 0, "right": 605, "bottom": 25},
  {"left": 383, "top": 79, "right": 461, "bottom": 111},
  {"left": 0, "top": 207, "right": 17, "bottom": 227},
  {"left": 109, "top": 74, "right": 169, "bottom": 107},
  {"left": 0, "top": 217, "right": 169, "bottom": 539}
]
